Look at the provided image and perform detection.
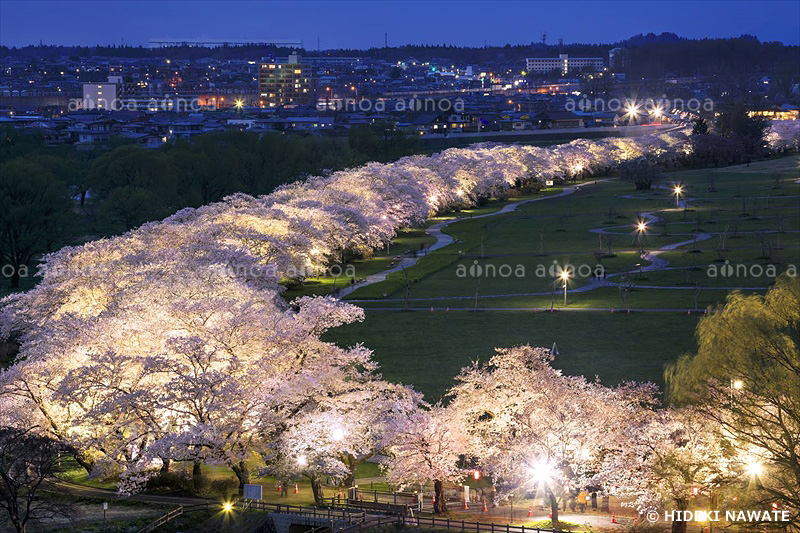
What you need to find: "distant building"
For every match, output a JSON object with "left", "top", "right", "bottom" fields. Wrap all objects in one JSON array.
[
  {"left": 82, "top": 82, "right": 118, "bottom": 110},
  {"left": 259, "top": 52, "right": 312, "bottom": 107},
  {"left": 747, "top": 105, "right": 799, "bottom": 121},
  {"left": 526, "top": 54, "right": 604, "bottom": 76},
  {"left": 608, "top": 47, "right": 630, "bottom": 71}
]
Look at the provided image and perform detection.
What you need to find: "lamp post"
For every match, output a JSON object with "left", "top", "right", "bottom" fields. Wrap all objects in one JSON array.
[
  {"left": 730, "top": 379, "right": 743, "bottom": 404},
  {"left": 560, "top": 270, "right": 570, "bottom": 307},
  {"left": 636, "top": 220, "right": 648, "bottom": 253},
  {"left": 674, "top": 185, "right": 683, "bottom": 209}
]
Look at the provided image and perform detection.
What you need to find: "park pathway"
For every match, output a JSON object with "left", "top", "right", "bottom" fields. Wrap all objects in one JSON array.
[
  {"left": 336, "top": 183, "right": 599, "bottom": 298},
  {"left": 346, "top": 178, "right": 798, "bottom": 309}
]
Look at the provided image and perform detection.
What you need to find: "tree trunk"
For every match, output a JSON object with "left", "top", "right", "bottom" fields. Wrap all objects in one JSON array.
[
  {"left": 10, "top": 267, "right": 20, "bottom": 289},
  {"left": 310, "top": 477, "right": 325, "bottom": 505},
  {"left": 160, "top": 458, "right": 170, "bottom": 474},
  {"left": 548, "top": 490, "right": 559, "bottom": 526},
  {"left": 671, "top": 498, "right": 688, "bottom": 533},
  {"left": 231, "top": 461, "right": 250, "bottom": 489},
  {"left": 74, "top": 450, "right": 94, "bottom": 475},
  {"left": 342, "top": 454, "right": 357, "bottom": 488},
  {"left": 434, "top": 479, "right": 447, "bottom": 513},
  {"left": 192, "top": 460, "right": 202, "bottom": 479}
]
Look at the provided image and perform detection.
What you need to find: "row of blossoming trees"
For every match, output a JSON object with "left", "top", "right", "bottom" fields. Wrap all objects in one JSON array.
[{"left": 0, "top": 125, "right": 798, "bottom": 529}]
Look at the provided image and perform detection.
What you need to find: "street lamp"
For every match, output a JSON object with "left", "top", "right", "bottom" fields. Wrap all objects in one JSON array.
[
  {"left": 730, "top": 379, "right": 743, "bottom": 403},
  {"left": 559, "top": 270, "right": 570, "bottom": 306},
  {"left": 625, "top": 102, "right": 640, "bottom": 123},
  {"left": 745, "top": 459, "right": 762, "bottom": 478},
  {"left": 636, "top": 219, "right": 648, "bottom": 253},
  {"left": 673, "top": 185, "right": 683, "bottom": 208},
  {"left": 297, "top": 455, "right": 308, "bottom": 467},
  {"left": 223, "top": 502, "right": 233, "bottom": 512},
  {"left": 331, "top": 426, "right": 345, "bottom": 442}
]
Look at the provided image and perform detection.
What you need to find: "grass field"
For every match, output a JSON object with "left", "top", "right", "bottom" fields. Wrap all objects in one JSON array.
[{"left": 325, "top": 156, "right": 800, "bottom": 401}]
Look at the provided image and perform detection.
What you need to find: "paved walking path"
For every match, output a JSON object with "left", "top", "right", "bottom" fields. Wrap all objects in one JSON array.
[
  {"left": 345, "top": 180, "right": 787, "bottom": 308},
  {"left": 337, "top": 183, "right": 597, "bottom": 298}
]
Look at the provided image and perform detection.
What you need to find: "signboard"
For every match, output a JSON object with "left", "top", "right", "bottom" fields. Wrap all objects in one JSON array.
[
  {"left": 243, "top": 484, "right": 263, "bottom": 500},
  {"left": 546, "top": 180, "right": 554, "bottom": 186}
]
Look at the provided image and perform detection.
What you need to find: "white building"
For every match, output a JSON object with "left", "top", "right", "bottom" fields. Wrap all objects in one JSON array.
[
  {"left": 82, "top": 78, "right": 119, "bottom": 110},
  {"left": 526, "top": 54, "right": 604, "bottom": 75}
]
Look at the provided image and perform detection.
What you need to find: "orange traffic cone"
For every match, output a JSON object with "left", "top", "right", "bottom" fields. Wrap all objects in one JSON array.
[
  {"left": 548, "top": 509, "right": 552, "bottom": 519},
  {"left": 611, "top": 513, "right": 617, "bottom": 524},
  {"left": 482, "top": 499, "right": 488, "bottom": 512},
  {"left": 294, "top": 483, "right": 298, "bottom": 494},
  {"left": 527, "top": 505, "right": 533, "bottom": 517},
  {"left": 463, "top": 499, "right": 469, "bottom": 510},
  {"left": 687, "top": 309, "right": 692, "bottom": 315},
  {"left": 277, "top": 484, "right": 282, "bottom": 492}
]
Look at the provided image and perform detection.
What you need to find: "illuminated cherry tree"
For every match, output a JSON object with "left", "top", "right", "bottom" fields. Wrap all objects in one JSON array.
[{"left": 446, "top": 345, "right": 657, "bottom": 524}]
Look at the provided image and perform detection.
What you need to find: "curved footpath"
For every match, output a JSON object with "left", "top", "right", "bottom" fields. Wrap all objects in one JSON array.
[
  {"left": 336, "top": 183, "right": 591, "bottom": 298},
  {"left": 345, "top": 178, "right": 796, "bottom": 309}
]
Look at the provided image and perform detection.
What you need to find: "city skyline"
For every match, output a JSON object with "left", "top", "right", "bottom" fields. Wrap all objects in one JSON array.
[{"left": 1, "top": 0, "right": 799, "bottom": 49}]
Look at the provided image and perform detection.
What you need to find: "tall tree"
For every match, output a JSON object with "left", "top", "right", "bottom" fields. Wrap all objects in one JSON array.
[
  {"left": 0, "top": 159, "right": 74, "bottom": 288},
  {"left": 0, "top": 426, "right": 72, "bottom": 533},
  {"left": 666, "top": 276, "right": 800, "bottom": 526}
]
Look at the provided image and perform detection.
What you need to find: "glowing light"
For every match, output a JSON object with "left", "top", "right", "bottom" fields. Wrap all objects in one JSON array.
[
  {"left": 528, "top": 458, "right": 556, "bottom": 485},
  {"left": 297, "top": 455, "right": 308, "bottom": 467},
  {"left": 331, "top": 426, "right": 345, "bottom": 442},
  {"left": 234, "top": 99, "right": 244, "bottom": 109},
  {"left": 733, "top": 380, "right": 744, "bottom": 390},
  {"left": 560, "top": 270, "right": 570, "bottom": 282},
  {"left": 429, "top": 195, "right": 438, "bottom": 204},
  {"left": 223, "top": 502, "right": 233, "bottom": 512},
  {"left": 473, "top": 470, "right": 481, "bottom": 480},
  {"left": 637, "top": 221, "right": 647, "bottom": 233},
  {"left": 745, "top": 459, "right": 762, "bottom": 477},
  {"left": 625, "top": 103, "right": 640, "bottom": 117},
  {"left": 456, "top": 189, "right": 465, "bottom": 197}
]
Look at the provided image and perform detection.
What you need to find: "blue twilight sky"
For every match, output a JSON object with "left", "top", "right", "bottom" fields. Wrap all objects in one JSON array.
[{"left": 1, "top": 0, "right": 798, "bottom": 49}]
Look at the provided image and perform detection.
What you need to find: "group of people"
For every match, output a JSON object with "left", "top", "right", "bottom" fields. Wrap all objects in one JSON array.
[{"left": 561, "top": 488, "right": 609, "bottom": 513}]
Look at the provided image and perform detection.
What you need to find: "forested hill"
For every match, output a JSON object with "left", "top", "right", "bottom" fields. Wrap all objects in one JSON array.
[{"left": 2, "top": 33, "right": 798, "bottom": 78}]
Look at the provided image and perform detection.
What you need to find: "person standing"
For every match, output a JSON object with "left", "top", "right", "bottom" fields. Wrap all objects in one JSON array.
[{"left": 577, "top": 489, "right": 588, "bottom": 513}]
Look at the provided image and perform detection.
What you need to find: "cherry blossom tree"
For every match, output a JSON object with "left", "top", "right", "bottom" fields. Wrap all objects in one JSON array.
[
  {"left": 446, "top": 345, "right": 657, "bottom": 525},
  {"left": 384, "top": 405, "right": 470, "bottom": 513}
]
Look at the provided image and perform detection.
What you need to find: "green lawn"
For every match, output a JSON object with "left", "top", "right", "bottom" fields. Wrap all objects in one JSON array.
[
  {"left": 325, "top": 155, "right": 799, "bottom": 401},
  {"left": 325, "top": 310, "right": 701, "bottom": 401}
]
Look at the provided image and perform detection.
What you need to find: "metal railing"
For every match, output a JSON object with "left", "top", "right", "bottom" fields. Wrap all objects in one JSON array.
[
  {"left": 335, "top": 515, "right": 565, "bottom": 533},
  {"left": 235, "top": 499, "right": 366, "bottom": 521}
]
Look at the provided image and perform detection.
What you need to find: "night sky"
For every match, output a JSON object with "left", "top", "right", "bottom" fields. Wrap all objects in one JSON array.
[{"left": 1, "top": 0, "right": 798, "bottom": 48}]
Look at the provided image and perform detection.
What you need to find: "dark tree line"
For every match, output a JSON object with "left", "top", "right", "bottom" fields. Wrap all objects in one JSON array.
[{"left": 0, "top": 125, "right": 419, "bottom": 289}]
